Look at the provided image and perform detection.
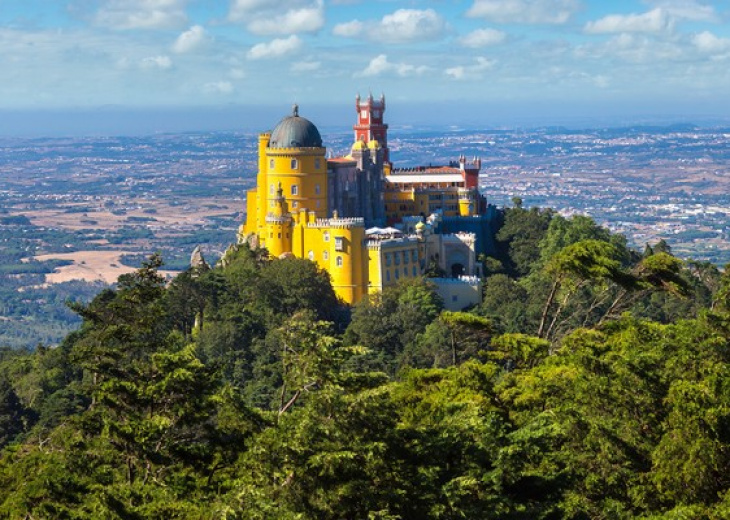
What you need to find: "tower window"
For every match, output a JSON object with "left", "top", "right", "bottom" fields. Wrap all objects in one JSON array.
[
  {"left": 315, "top": 159, "right": 321, "bottom": 169},
  {"left": 335, "top": 236, "right": 344, "bottom": 252},
  {"left": 291, "top": 185, "right": 298, "bottom": 195},
  {"left": 323, "top": 231, "right": 329, "bottom": 242},
  {"left": 270, "top": 159, "right": 274, "bottom": 169},
  {"left": 315, "top": 183, "right": 320, "bottom": 195},
  {"left": 292, "top": 201, "right": 298, "bottom": 208},
  {"left": 323, "top": 251, "right": 329, "bottom": 260},
  {"left": 336, "top": 256, "right": 343, "bottom": 267},
  {"left": 291, "top": 159, "right": 298, "bottom": 170}
]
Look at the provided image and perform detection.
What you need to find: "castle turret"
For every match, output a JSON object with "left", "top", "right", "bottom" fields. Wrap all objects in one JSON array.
[
  {"left": 265, "top": 183, "right": 293, "bottom": 257},
  {"left": 323, "top": 216, "right": 368, "bottom": 304}
]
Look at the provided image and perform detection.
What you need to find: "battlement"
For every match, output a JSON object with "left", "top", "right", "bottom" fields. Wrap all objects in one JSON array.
[
  {"left": 307, "top": 217, "right": 365, "bottom": 229},
  {"left": 431, "top": 275, "right": 481, "bottom": 286},
  {"left": 366, "top": 237, "right": 416, "bottom": 249},
  {"left": 265, "top": 215, "right": 292, "bottom": 224}
]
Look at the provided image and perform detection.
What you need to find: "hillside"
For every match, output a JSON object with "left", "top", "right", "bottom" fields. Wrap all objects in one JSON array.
[{"left": 1, "top": 211, "right": 729, "bottom": 518}]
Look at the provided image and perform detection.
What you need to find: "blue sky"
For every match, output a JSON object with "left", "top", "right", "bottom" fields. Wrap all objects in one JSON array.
[{"left": 1, "top": 1, "right": 730, "bottom": 130}]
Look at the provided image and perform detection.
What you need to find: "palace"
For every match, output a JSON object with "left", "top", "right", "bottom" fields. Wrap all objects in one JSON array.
[{"left": 240, "top": 94, "right": 496, "bottom": 308}]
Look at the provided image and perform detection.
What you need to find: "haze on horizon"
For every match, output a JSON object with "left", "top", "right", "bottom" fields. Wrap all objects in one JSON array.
[{"left": 1, "top": 0, "right": 729, "bottom": 135}]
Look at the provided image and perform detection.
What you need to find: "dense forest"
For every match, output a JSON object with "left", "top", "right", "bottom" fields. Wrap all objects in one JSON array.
[{"left": 2, "top": 203, "right": 730, "bottom": 518}]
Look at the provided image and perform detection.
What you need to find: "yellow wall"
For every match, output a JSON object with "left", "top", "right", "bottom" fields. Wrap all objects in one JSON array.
[
  {"left": 384, "top": 187, "right": 467, "bottom": 221},
  {"left": 266, "top": 148, "right": 327, "bottom": 219},
  {"left": 367, "top": 240, "right": 420, "bottom": 294}
]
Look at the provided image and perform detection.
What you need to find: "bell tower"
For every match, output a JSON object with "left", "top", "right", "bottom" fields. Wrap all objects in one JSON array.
[{"left": 354, "top": 93, "right": 389, "bottom": 163}]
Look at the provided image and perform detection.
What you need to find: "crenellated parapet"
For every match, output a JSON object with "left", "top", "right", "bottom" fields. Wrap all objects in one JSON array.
[
  {"left": 307, "top": 217, "right": 365, "bottom": 229},
  {"left": 366, "top": 236, "right": 416, "bottom": 249},
  {"left": 265, "top": 214, "right": 292, "bottom": 224}
]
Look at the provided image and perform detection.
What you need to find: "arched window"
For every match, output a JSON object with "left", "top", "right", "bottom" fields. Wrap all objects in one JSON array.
[
  {"left": 269, "top": 159, "right": 275, "bottom": 169},
  {"left": 323, "top": 251, "right": 329, "bottom": 261},
  {"left": 291, "top": 185, "right": 298, "bottom": 196},
  {"left": 336, "top": 256, "right": 343, "bottom": 267},
  {"left": 291, "top": 159, "right": 298, "bottom": 170},
  {"left": 308, "top": 250, "right": 314, "bottom": 261}
]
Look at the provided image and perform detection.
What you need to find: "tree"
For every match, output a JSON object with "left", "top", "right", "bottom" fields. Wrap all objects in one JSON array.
[
  {"left": 537, "top": 239, "right": 624, "bottom": 339},
  {"left": 538, "top": 214, "right": 628, "bottom": 268},
  {"left": 496, "top": 206, "right": 554, "bottom": 277},
  {"left": 479, "top": 274, "right": 529, "bottom": 333},
  {"left": 439, "top": 311, "right": 492, "bottom": 366},
  {"left": 344, "top": 278, "right": 443, "bottom": 374},
  {"left": 276, "top": 311, "right": 341, "bottom": 416},
  {"left": 0, "top": 377, "right": 26, "bottom": 447}
]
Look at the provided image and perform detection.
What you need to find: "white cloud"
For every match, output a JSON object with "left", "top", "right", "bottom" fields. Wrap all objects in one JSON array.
[
  {"left": 229, "top": 68, "right": 246, "bottom": 79},
  {"left": 378, "top": 9, "right": 446, "bottom": 43},
  {"left": 576, "top": 33, "right": 684, "bottom": 64},
  {"left": 203, "top": 81, "right": 234, "bottom": 94},
  {"left": 92, "top": 0, "right": 189, "bottom": 30},
  {"left": 172, "top": 25, "right": 208, "bottom": 53},
  {"left": 357, "top": 54, "right": 430, "bottom": 78},
  {"left": 466, "top": 0, "right": 579, "bottom": 25},
  {"left": 692, "top": 31, "right": 730, "bottom": 54},
  {"left": 247, "top": 35, "right": 303, "bottom": 60},
  {"left": 584, "top": 8, "right": 673, "bottom": 34},
  {"left": 332, "top": 20, "right": 364, "bottom": 38},
  {"left": 140, "top": 55, "right": 173, "bottom": 69},
  {"left": 291, "top": 61, "right": 321, "bottom": 72},
  {"left": 445, "top": 57, "right": 495, "bottom": 80},
  {"left": 334, "top": 9, "right": 446, "bottom": 44},
  {"left": 458, "top": 28, "right": 506, "bottom": 48},
  {"left": 228, "top": 0, "right": 324, "bottom": 35},
  {"left": 643, "top": 0, "right": 718, "bottom": 23}
]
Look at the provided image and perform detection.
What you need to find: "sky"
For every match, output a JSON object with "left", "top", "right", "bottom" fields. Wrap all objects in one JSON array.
[{"left": 1, "top": 0, "right": 730, "bottom": 133}]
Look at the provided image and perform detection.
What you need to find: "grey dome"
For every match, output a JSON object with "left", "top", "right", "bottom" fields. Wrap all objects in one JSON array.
[{"left": 269, "top": 105, "right": 322, "bottom": 149}]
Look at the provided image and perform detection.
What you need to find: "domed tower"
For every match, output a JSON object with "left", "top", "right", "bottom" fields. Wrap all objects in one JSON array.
[{"left": 265, "top": 104, "right": 327, "bottom": 221}]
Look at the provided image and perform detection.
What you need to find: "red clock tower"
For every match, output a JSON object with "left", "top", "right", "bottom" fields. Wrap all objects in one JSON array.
[{"left": 354, "top": 93, "right": 389, "bottom": 163}]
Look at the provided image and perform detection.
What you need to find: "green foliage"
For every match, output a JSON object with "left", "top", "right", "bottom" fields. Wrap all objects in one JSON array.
[
  {"left": 496, "top": 205, "right": 554, "bottom": 276},
  {"left": 344, "top": 278, "right": 443, "bottom": 374},
  {"left": 3, "top": 208, "right": 730, "bottom": 518}
]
